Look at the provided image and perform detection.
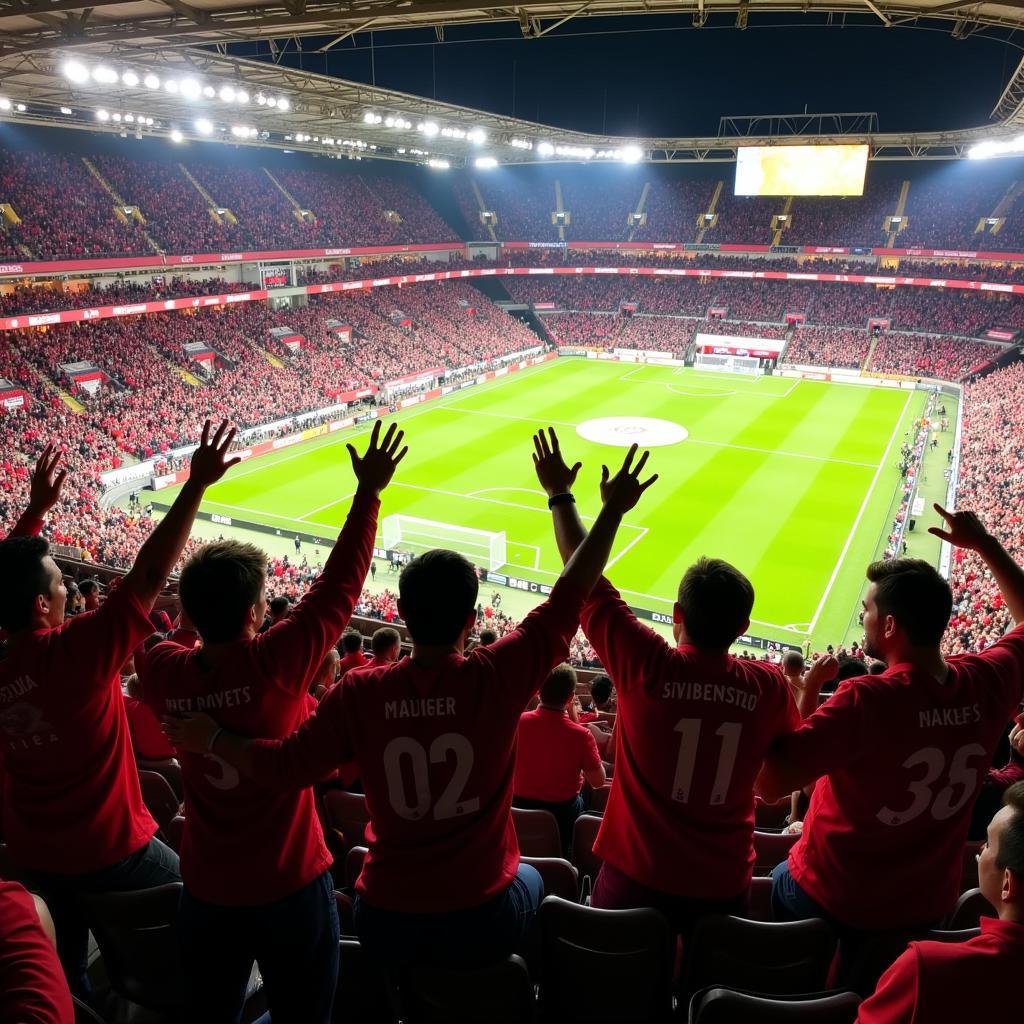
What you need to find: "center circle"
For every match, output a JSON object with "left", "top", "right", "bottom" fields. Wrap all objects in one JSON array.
[{"left": 576, "top": 416, "right": 689, "bottom": 448}]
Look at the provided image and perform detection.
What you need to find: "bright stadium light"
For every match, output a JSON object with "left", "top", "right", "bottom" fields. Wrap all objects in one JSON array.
[
  {"left": 95, "top": 108, "right": 110, "bottom": 121},
  {"left": 537, "top": 141, "right": 555, "bottom": 157},
  {"left": 620, "top": 145, "right": 644, "bottom": 163},
  {"left": 112, "top": 112, "right": 122, "bottom": 122},
  {"left": 474, "top": 156, "right": 498, "bottom": 169},
  {"left": 277, "top": 97, "right": 290, "bottom": 111},
  {"left": 170, "top": 128, "right": 184, "bottom": 143},
  {"left": 180, "top": 78, "right": 202, "bottom": 101},
  {"left": 427, "top": 158, "right": 450, "bottom": 169},
  {"left": 14, "top": 103, "right": 24, "bottom": 112},
  {"left": 420, "top": 121, "right": 439, "bottom": 137},
  {"left": 968, "top": 136, "right": 1024, "bottom": 160},
  {"left": 60, "top": 106, "right": 73, "bottom": 115},
  {"left": 92, "top": 66, "right": 119, "bottom": 85},
  {"left": 467, "top": 127, "right": 487, "bottom": 144},
  {"left": 235, "top": 89, "right": 249, "bottom": 104},
  {"left": 0, "top": 98, "right": 11, "bottom": 111},
  {"left": 63, "top": 60, "right": 90, "bottom": 84},
  {"left": 124, "top": 113, "right": 135, "bottom": 123},
  {"left": 164, "top": 79, "right": 179, "bottom": 94},
  {"left": 266, "top": 97, "right": 278, "bottom": 108},
  {"left": 195, "top": 117, "right": 213, "bottom": 135},
  {"left": 121, "top": 70, "right": 139, "bottom": 88},
  {"left": 203, "top": 85, "right": 216, "bottom": 98},
  {"left": 144, "top": 73, "right": 160, "bottom": 90},
  {"left": 219, "top": 85, "right": 236, "bottom": 103}
]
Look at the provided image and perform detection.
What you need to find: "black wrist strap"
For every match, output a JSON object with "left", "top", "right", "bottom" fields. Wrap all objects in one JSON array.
[{"left": 548, "top": 492, "right": 576, "bottom": 509}]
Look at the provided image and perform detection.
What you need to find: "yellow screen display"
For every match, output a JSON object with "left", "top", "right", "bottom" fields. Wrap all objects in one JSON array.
[{"left": 734, "top": 145, "right": 869, "bottom": 197}]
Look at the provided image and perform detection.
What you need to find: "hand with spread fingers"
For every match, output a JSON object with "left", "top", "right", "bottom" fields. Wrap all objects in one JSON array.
[
  {"left": 187, "top": 419, "right": 243, "bottom": 489},
  {"left": 928, "top": 503, "right": 994, "bottom": 553},
  {"left": 348, "top": 420, "right": 409, "bottom": 497},
  {"left": 532, "top": 427, "right": 582, "bottom": 498},
  {"left": 599, "top": 444, "right": 659, "bottom": 517},
  {"left": 27, "top": 444, "right": 68, "bottom": 517}
]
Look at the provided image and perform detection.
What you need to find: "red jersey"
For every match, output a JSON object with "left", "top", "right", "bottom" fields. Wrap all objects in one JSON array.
[
  {"left": 124, "top": 694, "right": 175, "bottom": 760},
  {"left": 785, "top": 626, "right": 1024, "bottom": 929},
  {"left": 856, "top": 917, "right": 1023, "bottom": 1022},
  {"left": 0, "top": 585, "right": 157, "bottom": 873},
  {"left": 337, "top": 649, "right": 367, "bottom": 677},
  {"left": 580, "top": 578, "right": 800, "bottom": 899},
  {"left": 514, "top": 707, "right": 602, "bottom": 803},
  {"left": 140, "top": 491, "right": 378, "bottom": 905},
  {"left": 0, "top": 881, "right": 74, "bottom": 1024},
  {"left": 243, "top": 578, "right": 585, "bottom": 913}
]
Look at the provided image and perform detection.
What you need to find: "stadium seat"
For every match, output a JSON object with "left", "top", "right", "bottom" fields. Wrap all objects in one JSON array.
[
  {"left": 521, "top": 856, "right": 580, "bottom": 903},
  {"left": 745, "top": 877, "right": 774, "bottom": 923},
  {"left": 404, "top": 953, "right": 535, "bottom": 1023},
  {"left": 346, "top": 845, "right": 368, "bottom": 889},
  {"left": 688, "top": 986, "right": 861, "bottom": 1024},
  {"left": 335, "top": 890, "right": 357, "bottom": 937},
  {"left": 512, "top": 807, "right": 562, "bottom": 858},
  {"left": 587, "top": 783, "right": 612, "bottom": 814},
  {"left": 322, "top": 790, "right": 371, "bottom": 853},
  {"left": 570, "top": 813, "right": 603, "bottom": 890},
  {"left": 537, "top": 895, "right": 674, "bottom": 1023},
  {"left": 334, "top": 938, "right": 395, "bottom": 1023},
  {"left": 753, "top": 831, "right": 800, "bottom": 875},
  {"left": 961, "top": 840, "right": 984, "bottom": 892},
  {"left": 585, "top": 722, "right": 612, "bottom": 758},
  {"left": 136, "top": 757, "right": 183, "bottom": 800},
  {"left": 679, "top": 915, "right": 837, "bottom": 1003},
  {"left": 946, "top": 887, "right": 996, "bottom": 930},
  {"left": 72, "top": 996, "right": 107, "bottom": 1024},
  {"left": 755, "top": 798, "right": 792, "bottom": 830},
  {"left": 137, "top": 770, "right": 182, "bottom": 834},
  {"left": 163, "top": 815, "right": 185, "bottom": 853}
]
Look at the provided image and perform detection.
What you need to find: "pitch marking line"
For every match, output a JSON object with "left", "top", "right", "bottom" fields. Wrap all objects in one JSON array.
[
  {"left": 806, "top": 390, "right": 914, "bottom": 635},
  {"left": 618, "top": 366, "right": 799, "bottom": 399}
]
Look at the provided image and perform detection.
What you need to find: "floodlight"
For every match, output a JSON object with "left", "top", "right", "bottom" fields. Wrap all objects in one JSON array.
[
  {"left": 537, "top": 142, "right": 554, "bottom": 157},
  {"left": 474, "top": 157, "right": 498, "bottom": 169},
  {"left": 121, "top": 71, "right": 139, "bottom": 88},
  {"left": 180, "top": 78, "right": 202, "bottom": 101},
  {"left": 96, "top": 108, "right": 110, "bottom": 121},
  {"left": 63, "top": 61, "right": 89, "bottom": 84},
  {"left": 92, "top": 66, "right": 118, "bottom": 85},
  {"left": 144, "top": 74, "right": 160, "bottom": 90},
  {"left": 195, "top": 118, "right": 213, "bottom": 135},
  {"left": 170, "top": 129, "right": 184, "bottom": 143},
  {"left": 219, "top": 85, "right": 236, "bottom": 103}
]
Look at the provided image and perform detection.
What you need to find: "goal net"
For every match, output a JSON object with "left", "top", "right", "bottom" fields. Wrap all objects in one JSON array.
[
  {"left": 694, "top": 353, "right": 763, "bottom": 376},
  {"left": 382, "top": 515, "right": 507, "bottom": 572}
]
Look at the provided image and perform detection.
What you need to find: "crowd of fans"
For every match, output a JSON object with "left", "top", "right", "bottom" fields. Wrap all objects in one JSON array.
[
  {"left": 784, "top": 326, "right": 872, "bottom": 369},
  {"left": 867, "top": 332, "right": 999, "bottom": 379}
]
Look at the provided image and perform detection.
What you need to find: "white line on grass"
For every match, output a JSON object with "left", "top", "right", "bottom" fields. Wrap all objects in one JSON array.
[
  {"left": 606, "top": 527, "right": 648, "bottom": 569},
  {"left": 806, "top": 390, "right": 913, "bottom": 635},
  {"left": 299, "top": 492, "right": 354, "bottom": 521}
]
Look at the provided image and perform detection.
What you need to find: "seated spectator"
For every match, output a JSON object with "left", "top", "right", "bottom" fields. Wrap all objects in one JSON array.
[
  {"left": 513, "top": 663, "right": 606, "bottom": 855},
  {"left": 531, "top": 427, "right": 822, "bottom": 936},
  {"left": 78, "top": 579, "right": 102, "bottom": 611},
  {"left": 761, "top": 506, "right": 1024, "bottom": 994},
  {"left": 338, "top": 627, "right": 367, "bottom": 677},
  {"left": 268, "top": 595, "right": 292, "bottom": 626},
  {"left": 856, "top": 781, "right": 1024, "bottom": 1022},
  {"left": 163, "top": 435, "right": 655, "bottom": 972},
  {"left": 477, "top": 628, "right": 498, "bottom": 647},
  {"left": 969, "top": 716, "right": 1024, "bottom": 840},
  {"left": 369, "top": 626, "right": 401, "bottom": 666},
  {"left": 578, "top": 673, "right": 614, "bottom": 723},
  {"left": 310, "top": 647, "right": 341, "bottom": 702}
]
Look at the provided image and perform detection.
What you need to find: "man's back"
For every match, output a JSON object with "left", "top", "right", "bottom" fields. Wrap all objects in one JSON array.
[
  {"left": 788, "top": 629, "right": 1024, "bottom": 929},
  {"left": 581, "top": 579, "right": 798, "bottom": 899},
  {"left": 514, "top": 707, "right": 601, "bottom": 804},
  {"left": 0, "top": 585, "right": 156, "bottom": 873}
]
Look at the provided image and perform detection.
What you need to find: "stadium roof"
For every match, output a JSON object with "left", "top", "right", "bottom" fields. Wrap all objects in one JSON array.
[{"left": 0, "top": 2, "right": 1020, "bottom": 164}]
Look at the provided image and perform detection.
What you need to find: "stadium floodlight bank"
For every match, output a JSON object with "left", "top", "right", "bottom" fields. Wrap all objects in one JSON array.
[
  {"left": 694, "top": 353, "right": 763, "bottom": 376},
  {"left": 382, "top": 514, "right": 507, "bottom": 571}
]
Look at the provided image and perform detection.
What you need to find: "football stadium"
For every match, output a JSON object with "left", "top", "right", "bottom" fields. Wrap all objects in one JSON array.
[{"left": 1, "top": 2, "right": 1024, "bottom": 1021}]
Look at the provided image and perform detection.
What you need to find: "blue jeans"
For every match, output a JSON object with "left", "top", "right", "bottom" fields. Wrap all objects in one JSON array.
[
  {"left": 354, "top": 863, "right": 544, "bottom": 970},
  {"left": 178, "top": 870, "right": 339, "bottom": 1024},
  {"left": 25, "top": 836, "right": 181, "bottom": 998}
]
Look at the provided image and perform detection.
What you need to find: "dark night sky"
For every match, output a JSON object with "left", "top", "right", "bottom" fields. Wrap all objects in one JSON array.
[{"left": 228, "top": 15, "right": 1023, "bottom": 137}]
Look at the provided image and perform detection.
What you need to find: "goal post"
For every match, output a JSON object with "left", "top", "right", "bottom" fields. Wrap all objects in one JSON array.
[
  {"left": 382, "top": 514, "right": 507, "bottom": 571},
  {"left": 693, "top": 352, "right": 762, "bottom": 376}
]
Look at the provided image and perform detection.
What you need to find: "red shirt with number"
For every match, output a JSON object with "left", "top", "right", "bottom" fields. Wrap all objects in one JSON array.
[
  {"left": 240, "top": 578, "right": 586, "bottom": 913},
  {"left": 782, "top": 626, "right": 1024, "bottom": 929},
  {"left": 0, "top": 584, "right": 157, "bottom": 874},
  {"left": 514, "top": 707, "right": 602, "bottom": 803},
  {"left": 0, "top": 880, "right": 74, "bottom": 1024},
  {"left": 855, "top": 916, "right": 1023, "bottom": 1022},
  {"left": 579, "top": 578, "right": 800, "bottom": 900},
  {"left": 139, "top": 491, "right": 378, "bottom": 906}
]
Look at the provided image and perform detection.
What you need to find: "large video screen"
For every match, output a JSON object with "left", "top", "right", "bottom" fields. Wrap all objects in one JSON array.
[{"left": 734, "top": 144, "right": 869, "bottom": 197}]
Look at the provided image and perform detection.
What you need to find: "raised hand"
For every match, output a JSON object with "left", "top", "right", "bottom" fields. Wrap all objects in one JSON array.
[
  {"left": 599, "top": 444, "right": 658, "bottom": 516},
  {"left": 348, "top": 419, "right": 408, "bottom": 496},
  {"left": 928, "top": 503, "right": 994, "bottom": 552},
  {"left": 188, "top": 420, "right": 242, "bottom": 489},
  {"left": 27, "top": 444, "right": 68, "bottom": 515},
  {"left": 162, "top": 712, "right": 220, "bottom": 754},
  {"left": 804, "top": 654, "right": 840, "bottom": 691},
  {"left": 532, "top": 427, "right": 581, "bottom": 497}
]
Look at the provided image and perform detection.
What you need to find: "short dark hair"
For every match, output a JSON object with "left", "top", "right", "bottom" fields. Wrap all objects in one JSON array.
[
  {"left": 677, "top": 557, "right": 755, "bottom": 650},
  {"left": 340, "top": 628, "right": 363, "bottom": 654},
  {"left": 781, "top": 651, "right": 805, "bottom": 674},
  {"left": 268, "top": 596, "right": 291, "bottom": 615},
  {"left": 179, "top": 541, "right": 266, "bottom": 644},
  {"left": 868, "top": 660, "right": 887, "bottom": 675},
  {"left": 998, "top": 781, "right": 1024, "bottom": 876},
  {"left": 590, "top": 674, "right": 613, "bottom": 706},
  {"left": 0, "top": 536, "right": 53, "bottom": 632},
  {"left": 836, "top": 655, "right": 868, "bottom": 682},
  {"left": 399, "top": 549, "right": 478, "bottom": 645},
  {"left": 371, "top": 626, "right": 401, "bottom": 656},
  {"left": 540, "top": 663, "right": 577, "bottom": 706},
  {"left": 866, "top": 558, "right": 952, "bottom": 646},
  {"left": 478, "top": 628, "right": 498, "bottom": 646},
  {"left": 79, "top": 579, "right": 100, "bottom": 598}
]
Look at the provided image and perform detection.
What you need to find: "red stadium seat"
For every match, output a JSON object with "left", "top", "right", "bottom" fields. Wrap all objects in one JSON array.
[
  {"left": 961, "top": 840, "right": 984, "bottom": 892},
  {"left": 334, "top": 938, "right": 395, "bottom": 1023},
  {"left": 136, "top": 758, "right": 183, "bottom": 801},
  {"left": 754, "top": 798, "right": 791, "bottom": 830},
  {"left": 537, "top": 896, "right": 674, "bottom": 1023},
  {"left": 753, "top": 830, "right": 800, "bottom": 875},
  {"left": 512, "top": 807, "right": 561, "bottom": 858},
  {"left": 745, "top": 876, "right": 774, "bottom": 923},
  {"left": 521, "top": 856, "right": 580, "bottom": 903},
  {"left": 345, "top": 845, "right": 368, "bottom": 889},
  {"left": 137, "top": 770, "right": 183, "bottom": 835},
  {"left": 688, "top": 986, "right": 861, "bottom": 1023},
  {"left": 405, "top": 953, "right": 535, "bottom": 1023},
  {"left": 321, "top": 790, "right": 371, "bottom": 854},
  {"left": 163, "top": 815, "right": 185, "bottom": 854},
  {"left": 570, "top": 814, "right": 603, "bottom": 890},
  {"left": 587, "top": 783, "right": 612, "bottom": 814},
  {"left": 946, "top": 887, "right": 996, "bottom": 931}
]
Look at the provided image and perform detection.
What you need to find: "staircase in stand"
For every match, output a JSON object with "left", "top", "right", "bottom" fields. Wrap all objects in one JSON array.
[
  {"left": 862, "top": 332, "right": 881, "bottom": 372},
  {"left": 82, "top": 157, "right": 163, "bottom": 253},
  {"left": 626, "top": 182, "right": 651, "bottom": 243},
  {"left": 695, "top": 181, "right": 724, "bottom": 244},
  {"left": 178, "top": 164, "right": 237, "bottom": 225},
  {"left": 470, "top": 178, "right": 498, "bottom": 243},
  {"left": 885, "top": 180, "right": 911, "bottom": 247}
]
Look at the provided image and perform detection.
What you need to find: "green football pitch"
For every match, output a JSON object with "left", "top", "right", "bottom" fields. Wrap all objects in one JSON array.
[{"left": 162, "top": 358, "right": 940, "bottom": 650}]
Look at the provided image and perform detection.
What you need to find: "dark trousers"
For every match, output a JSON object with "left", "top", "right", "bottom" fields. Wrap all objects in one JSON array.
[
  {"left": 512, "top": 794, "right": 585, "bottom": 857},
  {"left": 354, "top": 862, "right": 544, "bottom": 971},
  {"left": 770, "top": 860, "right": 939, "bottom": 996},
  {"left": 593, "top": 860, "right": 750, "bottom": 938},
  {"left": 25, "top": 836, "right": 181, "bottom": 998},
  {"left": 177, "top": 870, "right": 339, "bottom": 1024}
]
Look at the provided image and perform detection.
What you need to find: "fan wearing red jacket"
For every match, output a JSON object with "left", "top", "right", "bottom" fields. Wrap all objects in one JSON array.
[
  {"left": 163, "top": 436, "right": 658, "bottom": 972},
  {"left": 140, "top": 420, "right": 406, "bottom": 1024},
  {"left": 856, "top": 780, "right": 1024, "bottom": 1022},
  {"left": 760, "top": 505, "right": 1024, "bottom": 993},
  {"left": 530, "top": 428, "right": 822, "bottom": 934},
  {"left": 0, "top": 423, "right": 238, "bottom": 998}
]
